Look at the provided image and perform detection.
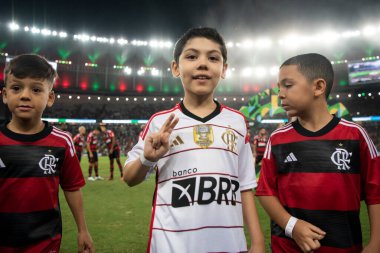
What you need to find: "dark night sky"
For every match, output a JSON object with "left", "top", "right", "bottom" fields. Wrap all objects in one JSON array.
[{"left": 2, "top": 0, "right": 380, "bottom": 40}]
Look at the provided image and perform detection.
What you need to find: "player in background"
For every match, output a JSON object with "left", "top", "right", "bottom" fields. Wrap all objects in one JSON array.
[
  {"left": 99, "top": 123, "right": 123, "bottom": 180},
  {"left": 123, "top": 27, "right": 265, "bottom": 253},
  {"left": 73, "top": 125, "right": 86, "bottom": 162},
  {"left": 256, "top": 53, "right": 380, "bottom": 253},
  {"left": 86, "top": 126, "right": 103, "bottom": 181},
  {"left": 0, "top": 54, "right": 94, "bottom": 252},
  {"left": 252, "top": 127, "right": 268, "bottom": 174}
]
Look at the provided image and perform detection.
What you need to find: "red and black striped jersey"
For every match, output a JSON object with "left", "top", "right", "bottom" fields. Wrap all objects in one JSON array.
[
  {"left": 0, "top": 122, "right": 85, "bottom": 252},
  {"left": 86, "top": 131, "right": 99, "bottom": 152},
  {"left": 73, "top": 133, "right": 85, "bottom": 153},
  {"left": 256, "top": 116, "right": 380, "bottom": 253},
  {"left": 253, "top": 135, "right": 267, "bottom": 156},
  {"left": 102, "top": 129, "right": 120, "bottom": 151}
]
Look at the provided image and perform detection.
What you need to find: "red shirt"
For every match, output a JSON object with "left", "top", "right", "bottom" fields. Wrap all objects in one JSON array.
[
  {"left": 256, "top": 117, "right": 380, "bottom": 253},
  {"left": 86, "top": 131, "right": 99, "bottom": 152},
  {"left": 0, "top": 122, "right": 85, "bottom": 252},
  {"left": 102, "top": 129, "right": 120, "bottom": 151},
  {"left": 73, "top": 133, "right": 85, "bottom": 153},
  {"left": 253, "top": 135, "right": 267, "bottom": 156}
]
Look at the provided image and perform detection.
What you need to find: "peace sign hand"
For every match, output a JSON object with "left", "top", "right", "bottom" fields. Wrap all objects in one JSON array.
[{"left": 144, "top": 114, "right": 179, "bottom": 162}]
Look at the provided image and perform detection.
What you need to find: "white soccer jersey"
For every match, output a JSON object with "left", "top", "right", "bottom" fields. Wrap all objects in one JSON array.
[{"left": 125, "top": 102, "right": 257, "bottom": 253}]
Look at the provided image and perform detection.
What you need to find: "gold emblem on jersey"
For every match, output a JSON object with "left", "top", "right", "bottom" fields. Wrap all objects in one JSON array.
[
  {"left": 193, "top": 125, "right": 214, "bottom": 148},
  {"left": 222, "top": 128, "right": 238, "bottom": 152}
]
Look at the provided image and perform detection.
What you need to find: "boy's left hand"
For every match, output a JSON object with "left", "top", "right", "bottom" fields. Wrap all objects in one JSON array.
[
  {"left": 362, "top": 242, "right": 380, "bottom": 253},
  {"left": 77, "top": 230, "right": 95, "bottom": 253}
]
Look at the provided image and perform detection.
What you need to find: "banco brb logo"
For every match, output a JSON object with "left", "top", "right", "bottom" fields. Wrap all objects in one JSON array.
[
  {"left": 39, "top": 154, "right": 59, "bottom": 174},
  {"left": 331, "top": 148, "right": 352, "bottom": 170},
  {"left": 172, "top": 176, "right": 239, "bottom": 208}
]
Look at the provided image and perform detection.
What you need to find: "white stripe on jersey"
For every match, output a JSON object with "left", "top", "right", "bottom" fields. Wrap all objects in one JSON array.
[
  {"left": 339, "top": 119, "right": 379, "bottom": 159},
  {"left": 264, "top": 124, "right": 293, "bottom": 159},
  {"left": 52, "top": 127, "right": 75, "bottom": 157}
]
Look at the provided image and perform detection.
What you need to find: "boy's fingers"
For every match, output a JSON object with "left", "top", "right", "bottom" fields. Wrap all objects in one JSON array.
[
  {"left": 310, "top": 225, "right": 326, "bottom": 236},
  {"left": 167, "top": 117, "right": 179, "bottom": 133},
  {"left": 159, "top": 114, "right": 175, "bottom": 133}
]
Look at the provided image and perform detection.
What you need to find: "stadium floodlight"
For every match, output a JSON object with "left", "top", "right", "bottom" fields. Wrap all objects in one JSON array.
[
  {"left": 88, "top": 96, "right": 91, "bottom": 100},
  {"left": 241, "top": 40, "right": 254, "bottom": 49},
  {"left": 226, "top": 41, "right": 234, "bottom": 48},
  {"left": 8, "top": 22, "right": 20, "bottom": 31},
  {"left": 253, "top": 67, "right": 267, "bottom": 78},
  {"left": 363, "top": 25, "right": 377, "bottom": 36},
  {"left": 241, "top": 67, "right": 253, "bottom": 77},
  {"left": 144, "top": 98, "right": 147, "bottom": 101},
  {"left": 162, "top": 98, "right": 165, "bottom": 101},
  {"left": 117, "top": 38, "right": 128, "bottom": 45},
  {"left": 116, "top": 97, "right": 119, "bottom": 101},
  {"left": 151, "top": 68, "right": 160, "bottom": 76},
  {"left": 336, "top": 94, "right": 340, "bottom": 98},
  {"left": 24, "top": 26, "right": 30, "bottom": 31},
  {"left": 137, "top": 68, "right": 145, "bottom": 76},
  {"left": 134, "top": 97, "right": 137, "bottom": 101},
  {"left": 126, "top": 98, "right": 129, "bottom": 101},
  {"left": 368, "top": 93, "right": 372, "bottom": 96},
  {"left": 170, "top": 98, "right": 174, "bottom": 101},
  {"left": 255, "top": 38, "right": 272, "bottom": 49},
  {"left": 223, "top": 97, "right": 227, "bottom": 101},
  {"left": 124, "top": 67, "right": 132, "bottom": 75},
  {"left": 270, "top": 66, "right": 279, "bottom": 76},
  {"left": 52, "top": 31, "right": 58, "bottom": 36},
  {"left": 233, "top": 98, "right": 236, "bottom": 101},
  {"left": 59, "top": 32, "right": 67, "bottom": 38},
  {"left": 348, "top": 94, "right": 352, "bottom": 98},
  {"left": 69, "top": 95, "right": 72, "bottom": 99},
  {"left": 153, "top": 98, "right": 157, "bottom": 101},
  {"left": 57, "top": 95, "right": 61, "bottom": 99},
  {"left": 109, "top": 38, "right": 115, "bottom": 44},
  {"left": 98, "top": 97, "right": 101, "bottom": 100},
  {"left": 241, "top": 98, "right": 245, "bottom": 101},
  {"left": 107, "top": 97, "right": 110, "bottom": 101},
  {"left": 41, "top": 29, "right": 52, "bottom": 36},
  {"left": 31, "top": 27, "right": 41, "bottom": 34},
  {"left": 341, "top": 30, "right": 361, "bottom": 38},
  {"left": 77, "top": 96, "right": 80, "bottom": 99}
]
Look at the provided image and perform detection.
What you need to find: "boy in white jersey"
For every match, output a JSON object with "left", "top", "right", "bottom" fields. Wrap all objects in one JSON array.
[{"left": 123, "top": 27, "right": 265, "bottom": 253}]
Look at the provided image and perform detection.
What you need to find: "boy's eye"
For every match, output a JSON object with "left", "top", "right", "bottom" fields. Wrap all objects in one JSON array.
[
  {"left": 32, "top": 88, "right": 42, "bottom": 92},
  {"left": 10, "top": 86, "right": 21, "bottom": 91},
  {"left": 209, "top": 56, "right": 220, "bottom": 61},
  {"left": 185, "top": 55, "right": 197, "bottom": 60}
]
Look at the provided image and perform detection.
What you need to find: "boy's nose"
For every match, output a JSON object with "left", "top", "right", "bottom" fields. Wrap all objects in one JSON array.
[{"left": 20, "top": 89, "right": 32, "bottom": 99}]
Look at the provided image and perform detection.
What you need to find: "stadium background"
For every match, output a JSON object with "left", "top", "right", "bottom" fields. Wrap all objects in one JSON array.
[{"left": 0, "top": 0, "right": 379, "bottom": 252}]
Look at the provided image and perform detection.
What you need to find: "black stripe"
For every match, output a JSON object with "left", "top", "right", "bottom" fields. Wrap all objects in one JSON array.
[
  {"left": 0, "top": 121, "right": 52, "bottom": 142},
  {"left": 0, "top": 146, "right": 65, "bottom": 178},
  {"left": 272, "top": 140, "right": 360, "bottom": 174},
  {"left": 0, "top": 208, "right": 61, "bottom": 247},
  {"left": 271, "top": 207, "right": 362, "bottom": 248}
]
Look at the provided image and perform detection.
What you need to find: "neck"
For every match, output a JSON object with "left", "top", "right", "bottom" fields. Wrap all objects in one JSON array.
[
  {"left": 297, "top": 101, "right": 333, "bottom": 132},
  {"left": 7, "top": 118, "right": 45, "bottom": 135},
  {"left": 183, "top": 94, "right": 216, "bottom": 118}
]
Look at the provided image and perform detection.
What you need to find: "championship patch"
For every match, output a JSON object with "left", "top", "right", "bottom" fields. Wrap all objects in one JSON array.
[{"left": 193, "top": 124, "right": 214, "bottom": 148}]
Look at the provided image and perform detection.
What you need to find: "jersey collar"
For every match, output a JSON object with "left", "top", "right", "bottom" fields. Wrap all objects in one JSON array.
[
  {"left": 179, "top": 100, "right": 221, "bottom": 123},
  {"left": 292, "top": 115, "right": 341, "bottom": 137},
  {"left": 0, "top": 120, "right": 52, "bottom": 142}
]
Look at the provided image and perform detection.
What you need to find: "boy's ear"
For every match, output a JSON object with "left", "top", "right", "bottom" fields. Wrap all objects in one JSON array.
[
  {"left": 171, "top": 60, "right": 180, "bottom": 78},
  {"left": 220, "top": 63, "right": 228, "bottom": 79},
  {"left": 47, "top": 90, "right": 55, "bottom": 108},
  {"left": 313, "top": 79, "right": 326, "bottom": 98},
  {"left": 2, "top": 88, "right": 7, "bottom": 104}
]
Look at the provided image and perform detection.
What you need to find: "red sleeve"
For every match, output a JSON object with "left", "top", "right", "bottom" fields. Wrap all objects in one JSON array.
[
  {"left": 109, "top": 130, "right": 115, "bottom": 138},
  {"left": 86, "top": 132, "right": 92, "bottom": 143},
  {"left": 359, "top": 130, "right": 380, "bottom": 205},
  {"left": 60, "top": 139, "right": 85, "bottom": 191},
  {"left": 255, "top": 138, "right": 278, "bottom": 196}
]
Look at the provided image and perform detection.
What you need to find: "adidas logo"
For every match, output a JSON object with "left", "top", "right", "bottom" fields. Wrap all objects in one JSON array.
[
  {"left": 284, "top": 152, "right": 298, "bottom": 163},
  {"left": 170, "top": 136, "right": 184, "bottom": 148},
  {"left": 0, "top": 158, "right": 5, "bottom": 168}
]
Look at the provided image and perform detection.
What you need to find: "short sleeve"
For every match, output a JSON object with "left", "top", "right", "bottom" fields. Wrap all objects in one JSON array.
[{"left": 60, "top": 139, "right": 85, "bottom": 191}]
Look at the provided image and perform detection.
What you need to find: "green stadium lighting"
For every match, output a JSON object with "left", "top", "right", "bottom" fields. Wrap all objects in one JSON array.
[
  {"left": 0, "top": 42, "right": 7, "bottom": 50},
  {"left": 115, "top": 54, "right": 127, "bottom": 65},
  {"left": 147, "top": 85, "right": 155, "bottom": 93},
  {"left": 92, "top": 81, "right": 100, "bottom": 91},
  {"left": 88, "top": 51, "right": 100, "bottom": 64},
  {"left": 58, "top": 48, "right": 71, "bottom": 60},
  {"left": 109, "top": 83, "right": 116, "bottom": 92}
]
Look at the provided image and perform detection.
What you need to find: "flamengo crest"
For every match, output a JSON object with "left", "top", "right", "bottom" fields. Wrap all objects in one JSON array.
[
  {"left": 331, "top": 148, "right": 352, "bottom": 170},
  {"left": 39, "top": 154, "right": 59, "bottom": 174}
]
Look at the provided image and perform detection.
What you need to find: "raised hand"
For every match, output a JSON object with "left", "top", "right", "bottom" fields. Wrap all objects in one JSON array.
[
  {"left": 143, "top": 114, "right": 179, "bottom": 162},
  {"left": 292, "top": 219, "right": 326, "bottom": 253}
]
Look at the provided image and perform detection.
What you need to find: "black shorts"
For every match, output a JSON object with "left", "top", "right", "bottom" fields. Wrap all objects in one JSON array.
[
  {"left": 88, "top": 151, "right": 98, "bottom": 163},
  {"left": 76, "top": 151, "right": 82, "bottom": 162},
  {"left": 109, "top": 149, "right": 120, "bottom": 159}
]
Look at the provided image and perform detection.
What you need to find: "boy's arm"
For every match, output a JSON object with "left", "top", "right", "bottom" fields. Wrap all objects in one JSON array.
[
  {"left": 363, "top": 204, "right": 380, "bottom": 252},
  {"left": 86, "top": 142, "right": 93, "bottom": 157},
  {"left": 241, "top": 190, "right": 265, "bottom": 253},
  {"left": 64, "top": 190, "right": 94, "bottom": 253},
  {"left": 123, "top": 114, "right": 179, "bottom": 187},
  {"left": 258, "top": 195, "right": 325, "bottom": 253}
]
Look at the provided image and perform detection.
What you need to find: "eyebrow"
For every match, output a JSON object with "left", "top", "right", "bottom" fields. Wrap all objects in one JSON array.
[
  {"left": 278, "top": 78, "right": 294, "bottom": 84},
  {"left": 9, "top": 78, "right": 45, "bottom": 85},
  {"left": 183, "top": 48, "right": 222, "bottom": 55}
]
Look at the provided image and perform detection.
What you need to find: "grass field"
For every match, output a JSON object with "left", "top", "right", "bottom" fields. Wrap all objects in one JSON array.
[{"left": 59, "top": 156, "right": 370, "bottom": 253}]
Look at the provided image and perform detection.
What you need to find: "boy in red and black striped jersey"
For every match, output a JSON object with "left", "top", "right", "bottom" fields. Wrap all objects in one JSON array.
[
  {"left": 86, "top": 127, "right": 103, "bottom": 181},
  {"left": 0, "top": 54, "right": 94, "bottom": 252},
  {"left": 256, "top": 53, "right": 380, "bottom": 253},
  {"left": 99, "top": 123, "right": 123, "bottom": 180},
  {"left": 73, "top": 125, "right": 86, "bottom": 162},
  {"left": 252, "top": 127, "right": 268, "bottom": 172}
]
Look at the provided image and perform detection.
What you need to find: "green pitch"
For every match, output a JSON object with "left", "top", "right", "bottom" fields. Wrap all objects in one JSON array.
[{"left": 59, "top": 156, "right": 370, "bottom": 252}]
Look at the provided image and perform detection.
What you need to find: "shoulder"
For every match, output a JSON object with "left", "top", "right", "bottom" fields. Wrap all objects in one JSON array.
[
  {"left": 220, "top": 104, "right": 247, "bottom": 122},
  {"left": 141, "top": 104, "right": 181, "bottom": 140},
  {"left": 269, "top": 122, "right": 294, "bottom": 140}
]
